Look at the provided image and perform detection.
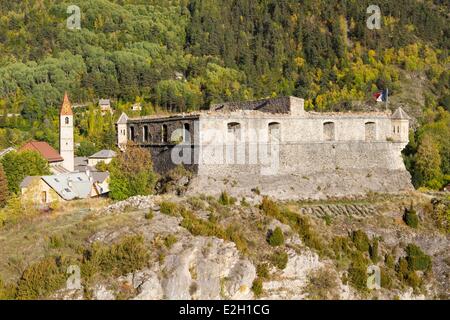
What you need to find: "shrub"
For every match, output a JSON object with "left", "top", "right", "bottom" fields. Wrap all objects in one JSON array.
[
  {"left": 218, "top": 191, "right": 236, "bottom": 206},
  {"left": 347, "top": 252, "right": 369, "bottom": 291},
  {"left": 271, "top": 251, "right": 288, "bottom": 270},
  {"left": 406, "top": 271, "right": 422, "bottom": 288},
  {"left": 405, "top": 244, "right": 432, "bottom": 271},
  {"left": 164, "top": 235, "right": 177, "bottom": 249},
  {"left": 260, "top": 197, "right": 280, "bottom": 217},
  {"left": 0, "top": 277, "right": 16, "bottom": 300},
  {"left": 256, "top": 263, "right": 270, "bottom": 279},
  {"left": 369, "top": 239, "right": 379, "bottom": 263},
  {"left": 396, "top": 257, "right": 409, "bottom": 281},
  {"left": 48, "top": 235, "right": 65, "bottom": 249},
  {"left": 380, "top": 267, "right": 393, "bottom": 289},
  {"left": 268, "top": 227, "right": 285, "bottom": 246},
  {"left": 83, "top": 234, "right": 150, "bottom": 278},
  {"left": 159, "top": 201, "right": 179, "bottom": 216},
  {"left": 306, "top": 268, "right": 339, "bottom": 300},
  {"left": 145, "top": 210, "right": 154, "bottom": 220},
  {"left": 224, "top": 225, "right": 248, "bottom": 254},
  {"left": 16, "top": 257, "right": 67, "bottom": 299},
  {"left": 252, "top": 278, "right": 263, "bottom": 297},
  {"left": 351, "top": 230, "right": 370, "bottom": 252},
  {"left": 385, "top": 254, "right": 395, "bottom": 269},
  {"left": 403, "top": 206, "right": 419, "bottom": 228}
]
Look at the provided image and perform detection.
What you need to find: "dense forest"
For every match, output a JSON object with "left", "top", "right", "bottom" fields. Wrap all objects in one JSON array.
[{"left": 0, "top": 0, "right": 449, "bottom": 189}]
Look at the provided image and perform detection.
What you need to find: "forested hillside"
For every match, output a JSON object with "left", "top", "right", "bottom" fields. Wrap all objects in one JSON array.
[{"left": 0, "top": 0, "right": 449, "bottom": 189}]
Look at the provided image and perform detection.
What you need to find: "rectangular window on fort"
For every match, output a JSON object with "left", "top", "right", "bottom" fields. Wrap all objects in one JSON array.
[
  {"left": 365, "top": 122, "right": 376, "bottom": 141},
  {"left": 323, "top": 122, "right": 335, "bottom": 141},
  {"left": 143, "top": 126, "right": 149, "bottom": 142},
  {"left": 161, "top": 124, "right": 168, "bottom": 143}
]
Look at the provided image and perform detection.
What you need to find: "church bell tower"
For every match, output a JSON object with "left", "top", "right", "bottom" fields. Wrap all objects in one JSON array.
[{"left": 60, "top": 92, "right": 74, "bottom": 172}]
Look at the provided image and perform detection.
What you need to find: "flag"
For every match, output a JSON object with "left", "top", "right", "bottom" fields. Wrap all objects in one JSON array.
[{"left": 373, "top": 89, "right": 388, "bottom": 102}]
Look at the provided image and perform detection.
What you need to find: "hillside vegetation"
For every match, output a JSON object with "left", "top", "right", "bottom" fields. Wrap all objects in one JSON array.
[{"left": 0, "top": 0, "right": 449, "bottom": 189}]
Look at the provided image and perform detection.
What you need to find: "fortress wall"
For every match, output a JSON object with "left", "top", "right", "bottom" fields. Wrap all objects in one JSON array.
[{"left": 198, "top": 112, "right": 406, "bottom": 182}]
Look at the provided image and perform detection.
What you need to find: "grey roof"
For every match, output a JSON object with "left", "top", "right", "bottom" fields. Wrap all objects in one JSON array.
[
  {"left": 99, "top": 99, "right": 110, "bottom": 105},
  {"left": 20, "top": 176, "right": 39, "bottom": 189},
  {"left": 392, "top": 107, "right": 410, "bottom": 120},
  {"left": 117, "top": 112, "right": 128, "bottom": 124},
  {"left": 42, "top": 173, "right": 93, "bottom": 200},
  {"left": 74, "top": 157, "right": 88, "bottom": 166},
  {"left": 89, "top": 150, "right": 116, "bottom": 159},
  {"left": 50, "top": 165, "right": 71, "bottom": 175},
  {"left": 90, "top": 171, "right": 109, "bottom": 183}
]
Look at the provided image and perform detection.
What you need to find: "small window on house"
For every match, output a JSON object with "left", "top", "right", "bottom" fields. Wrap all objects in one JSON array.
[
  {"left": 365, "top": 122, "right": 376, "bottom": 141},
  {"left": 162, "top": 124, "right": 168, "bottom": 143},
  {"left": 323, "top": 122, "right": 335, "bottom": 141},
  {"left": 77, "top": 177, "right": 82, "bottom": 181},
  {"left": 143, "top": 126, "right": 149, "bottom": 142},
  {"left": 65, "top": 117, "right": 69, "bottom": 124},
  {"left": 64, "top": 188, "right": 71, "bottom": 192},
  {"left": 54, "top": 178, "right": 60, "bottom": 183}
]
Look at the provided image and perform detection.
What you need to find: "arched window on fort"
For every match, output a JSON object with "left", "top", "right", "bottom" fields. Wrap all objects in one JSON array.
[
  {"left": 183, "top": 123, "right": 191, "bottom": 143},
  {"left": 143, "top": 125, "right": 149, "bottom": 142},
  {"left": 323, "top": 122, "right": 335, "bottom": 141},
  {"left": 161, "top": 124, "right": 168, "bottom": 143},
  {"left": 268, "top": 122, "right": 281, "bottom": 143},
  {"left": 130, "top": 126, "right": 135, "bottom": 141},
  {"left": 365, "top": 122, "right": 376, "bottom": 141},
  {"left": 65, "top": 117, "right": 69, "bottom": 125},
  {"left": 227, "top": 122, "right": 241, "bottom": 140}
]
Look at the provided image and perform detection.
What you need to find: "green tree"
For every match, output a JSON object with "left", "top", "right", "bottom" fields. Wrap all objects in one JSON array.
[
  {"left": 108, "top": 143, "right": 157, "bottom": 200},
  {"left": 415, "top": 134, "right": 443, "bottom": 188},
  {"left": 0, "top": 163, "right": 9, "bottom": 207},
  {"left": 0, "top": 150, "right": 51, "bottom": 194}
]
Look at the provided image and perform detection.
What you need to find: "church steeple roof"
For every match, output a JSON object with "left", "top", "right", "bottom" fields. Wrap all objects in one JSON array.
[{"left": 60, "top": 92, "right": 73, "bottom": 116}]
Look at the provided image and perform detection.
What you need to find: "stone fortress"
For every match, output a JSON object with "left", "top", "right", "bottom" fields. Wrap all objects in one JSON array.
[{"left": 116, "top": 96, "right": 413, "bottom": 199}]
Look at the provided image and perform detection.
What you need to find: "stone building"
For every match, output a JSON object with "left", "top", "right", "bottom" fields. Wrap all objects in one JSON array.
[{"left": 116, "top": 96, "right": 413, "bottom": 198}]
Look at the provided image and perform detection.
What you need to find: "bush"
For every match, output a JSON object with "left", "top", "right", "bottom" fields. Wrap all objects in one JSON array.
[
  {"left": 347, "top": 252, "right": 369, "bottom": 291},
  {"left": 380, "top": 267, "right": 393, "bottom": 289},
  {"left": 252, "top": 278, "right": 263, "bottom": 297},
  {"left": 260, "top": 197, "right": 280, "bottom": 217},
  {"left": 306, "top": 268, "right": 339, "bottom": 300},
  {"left": 16, "top": 257, "right": 67, "bottom": 299},
  {"left": 268, "top": 227, "right": 284, "bottom": 246},
  {"left": 145, "top": 210, "right": 154, "bottom": 220},
  {"left": 164, "top": 234, "right": 177, "bottom": 249},
  {"left": 396, "top": 257, "right": 409, "bottom": 281},
  {"left": 218, "top": 191, "right": 236, "bottom": 206},
  {"left": 403, "top": 206, "right": 419, "bottom": 228},
  {"left": 0, "top": 277, "right": 16, "bottom": 300},
  {"left": 83, "top": 235, "right": 150, "bottom": 278},
  {"left": 385, "top": 254, "right": 395, "bottom": 269},
  {"left": 351, "top": 230, "right": 370, "bottom": 252},
  {"left": 160, "top": 201, "right": 179, "bottom": 216},
  {"left": 369, "top": 239, "right": 379, "bottom": 263},
  {"left": 256, "top": 263, "right": 270, "bottom": 279},
  {"left": 406, "top": 271, "right": 422, "bottom": 288},
  {"left": 405, "top": 244, "right": 432, "bottom": 271},
  {"left": 271, "top": 251, "right": 288, "bottom": 270}
]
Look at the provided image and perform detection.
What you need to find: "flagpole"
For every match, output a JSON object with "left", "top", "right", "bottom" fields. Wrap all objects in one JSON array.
[{"left": 385, "top": 88, "right": 389, "bottom": 111}]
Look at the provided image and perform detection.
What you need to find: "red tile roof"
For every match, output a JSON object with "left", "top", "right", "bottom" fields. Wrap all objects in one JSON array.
[
  {"left": 60, "top": 92, "right": 73, "bottom": 116},
  {"left": 18, "top": 141, "right": 64, "bottom": 163}
]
